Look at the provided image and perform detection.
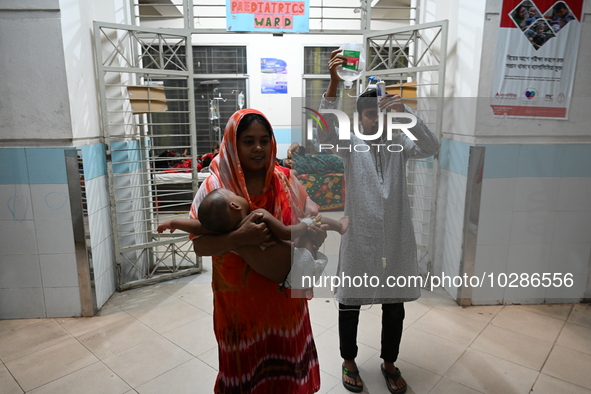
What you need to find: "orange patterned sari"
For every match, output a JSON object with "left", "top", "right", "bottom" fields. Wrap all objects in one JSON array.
[{"left": 189, "top": 109, "right": 320, "bottom": 393}]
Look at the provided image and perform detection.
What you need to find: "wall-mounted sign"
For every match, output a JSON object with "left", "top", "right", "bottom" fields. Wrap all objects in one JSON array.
[
  {"left": 226, "top": 0, "right": 309, "bottom": 33},
  {"left": 261, "top": 58, "right": 288, "bottom": 94},
  {"left": 490, "top": 0, "right": 584, "bottom": 119}
]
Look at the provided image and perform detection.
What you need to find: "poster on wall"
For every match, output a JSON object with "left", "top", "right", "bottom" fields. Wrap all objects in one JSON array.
[
  {"left": 490, "top": 0, "right": 584, "bottom": 119},
  {"left": 261, "top": 58, "right": 288, "bottom": 94},
  {"left": 226, "top": 0, "right": 309, "bottom": 33}
]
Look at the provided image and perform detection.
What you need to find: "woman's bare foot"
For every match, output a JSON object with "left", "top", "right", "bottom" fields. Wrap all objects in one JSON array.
[{"left": 337, "top": 216, "right": 350, "bottom": 235}]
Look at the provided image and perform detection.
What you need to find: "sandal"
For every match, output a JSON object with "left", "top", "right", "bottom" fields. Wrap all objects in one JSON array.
[
  {"left": 342, "top": 363, "right": 363, "bottom": 393},
  {"left": 380, "top": 364, "right": 407, "bottom": 394}
]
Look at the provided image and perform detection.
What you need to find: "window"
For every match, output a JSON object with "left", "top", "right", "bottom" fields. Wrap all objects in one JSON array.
[
  {"left": 149, "top": 46, "right": 248, "bottom": 156},
  {"left": 303, "top": 46, "right": 339, "bottom": 153},
  {"left": 193, "top": 46, "right": 247, "bottom": 74}
]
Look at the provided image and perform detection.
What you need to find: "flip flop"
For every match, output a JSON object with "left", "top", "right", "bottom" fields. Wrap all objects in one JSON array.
[
  {"left": 380, "top": 364, "right": 407, "bottom": 394},
  {"left": 342, "top": 363, "right": 363, "bottom": 393}
]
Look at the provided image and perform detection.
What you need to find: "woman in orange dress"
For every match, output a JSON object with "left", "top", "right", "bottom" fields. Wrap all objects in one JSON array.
[{"left": 189, "top": 109, "right": 322, "bottom": 393}]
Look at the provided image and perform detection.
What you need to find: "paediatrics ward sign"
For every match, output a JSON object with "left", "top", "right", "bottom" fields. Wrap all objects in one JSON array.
[
  {"left": 490, "top": 0, "right": 584, "bottom": 119},
  {"left": 226, "top": 0, "right": 309, "bottom": 33}
]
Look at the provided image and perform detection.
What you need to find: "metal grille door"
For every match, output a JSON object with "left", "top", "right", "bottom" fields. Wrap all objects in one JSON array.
[
  {"left": 95, "top": 22, "right": 201, "bottom": 290},
  {"left": 364, "top": 21, "right": 448, "bottom": 276}
]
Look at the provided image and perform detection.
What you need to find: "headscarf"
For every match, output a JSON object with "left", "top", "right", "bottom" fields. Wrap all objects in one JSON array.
[{"left": 191, "top": 109, "right": 306, "bottom": 226}]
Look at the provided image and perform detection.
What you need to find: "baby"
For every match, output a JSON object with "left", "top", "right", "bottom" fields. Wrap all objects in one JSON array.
[
  {"left": 525, "top": 7, "right": 539, "bottom": 27},
  {"left": 157, "top": 188, "right": 349, "bottom": 289},
  {"left": 157, "top": 188, "right": 349, "bottom": 241}
]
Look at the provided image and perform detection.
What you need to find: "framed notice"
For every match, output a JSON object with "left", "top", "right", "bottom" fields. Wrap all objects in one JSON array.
[
  {"left": 226, "top": 0, "right": 309, "bottom": 33},
  {"left": 490, "top": 0, "right": 584, "bottom": 119},
  {"left": 261, "top": 58, "right": 288, "bottom": 94}
]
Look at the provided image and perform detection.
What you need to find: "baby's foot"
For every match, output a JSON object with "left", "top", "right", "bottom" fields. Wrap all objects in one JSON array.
[{"left": 338, "top": 216, "right": 350, "bottom": 235}]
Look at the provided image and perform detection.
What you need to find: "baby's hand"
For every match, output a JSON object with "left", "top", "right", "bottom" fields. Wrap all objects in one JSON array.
[{"left": 157, "top": 221, "right": 175, "bottom": 234}]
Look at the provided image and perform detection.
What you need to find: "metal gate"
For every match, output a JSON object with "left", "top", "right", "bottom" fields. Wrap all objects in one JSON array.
[
  {"left": 95, "top": 22, "right": 202, "bottom": 290},
  {"left": 364, "top": 21, "right": 448, "bottom": 276}
]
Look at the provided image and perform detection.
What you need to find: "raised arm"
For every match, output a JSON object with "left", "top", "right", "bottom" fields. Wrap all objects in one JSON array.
[
  {"left": 318, "top": 50, "right": 351, "bottom": 153},
  {"left": 157, "top": 218, "right": 216, "bottom": 235},
  {"left": 326, "top": 49, "right": 345, "bottom": 100}
]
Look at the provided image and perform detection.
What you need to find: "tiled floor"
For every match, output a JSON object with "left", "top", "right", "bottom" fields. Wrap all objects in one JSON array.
[{"left": 2, "top": 215, "right": 591, "bottom": 393}]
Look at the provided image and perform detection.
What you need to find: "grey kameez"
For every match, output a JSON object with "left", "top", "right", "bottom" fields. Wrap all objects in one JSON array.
[{"left": 319, "top": 96, "right": 440, "bottom": 305}]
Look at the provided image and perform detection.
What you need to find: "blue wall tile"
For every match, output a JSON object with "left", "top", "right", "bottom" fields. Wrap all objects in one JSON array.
[
  {"left": 517, "top": 145, "right": 564, "bottom": 178},
  {"left": 440, "top": 139, "right": 471, "bottom": 176},
  {"left": 274, "top": 128, "right": 292, "bottom": 144},
  {"left": 561, "top": 145, "right": 591, "bottom": 177},
  {"left": 0, "top": 148, "right": 29, "bottom": 185},
  {"left": 480, "top": 144, "right": 520, "bottom": 178},
  {"left": 481, "top": 144, "right": 591, "bottom": 179},
  {"left": 25, "top": 148, "right": 67, "bottom": 184},
  {"left": 80, "top": 144, "right": 107, "bottom": 181}
]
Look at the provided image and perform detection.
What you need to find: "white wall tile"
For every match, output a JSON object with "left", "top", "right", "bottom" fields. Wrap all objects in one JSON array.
[
  {"left": 552, "top": 211, "right": 591, "bottom": 244},
  {"left": 438, "top": 169, "right": 451, "bottom": 203},
  {"left": 557, "top": 178, "right": 591, "bottom": 211},
  {"left": 507, "top": 243, "right": 552, "bottom": 274},
  {"left": 512, "top": 178, "right": 561, "bottom": 212},
  {"left": 92, "top": 238, "right": 107, "bottom": 278},
  {"left": 474, "top": 244, "right": 510, "bottom": 278},
  {"left": 98, "top": 206, "right": 112, "bottom": 244},
  {"left": 94, "top": 235, "right": 116, "bottom": 279},
  {"left": 448, "top": 171, "right": 467, "bottom": 209},
  {"left": 480, "top": 178, "right": 516, "bottom": 213},
  {"left": 436, "top": 197, "right": 449, "bottom": 234},
  {"left": 503, "top": 243, "right": 551, "bottom": 304},
  {"left": 0, "top": 220, "right": 38, "bottom": 255},
  {"left": 450, "top": 201, "right": 466, "bottom": 240},
  {"left": 43, "top": 287, "right": 81, "bottom": 318},
  {"left": 0, "top": 254, "right": 42, "bottom": 288},
  {"left": 441, "top": 232, "right": 462, "bottom": 277},
  {"left": 438, "top": 169, "right": 467, "bottom": 209},
  {"left": 545, "top": 270, "right": 587, "bottom": 303},
  {"left": 509, "top": 211, "right": 556, "bottom": 244},
  {"left": 96, "top": 266, "right": 117, "bottom": 308},
  {"left": 433, "top": 251, "right": 444, "bottom": 277},
  {"left": 477, "top": 212, "right": 513, "bottom": 245},
  {"left": 34, "top": 219, "right": 75, "bottom": 254},
  {"left": 549, "top": 243, "right": 591, "bottom": 274},
  {"left": 39, "top": 253, "right": 78, "bottom": 288},
  {"left": 95, "top": 274, "right": 106, "bottom": 309},
  {"left": 0, "top": 184, "right": 32, "bottom": 221},
  {"left": 94, "top": 234, "right": 117, "bottom": 306},
  {"left": 85, "top": 175, "right": 109, "bottom": 215},
  {"left": 472, "top": 244, "right": 509, "bottom": 304},
  {"left": 434, "top": 224, "right": 446, "bottom": 269},
  {"left": 0, "top": 288, "right": 45, "bottom": 319},
  {"left": 88, "top": 208, "right": 111, "bottom": 249},
  {"left": 30, "top": 184, "right": 71, "bottom": 220}
]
